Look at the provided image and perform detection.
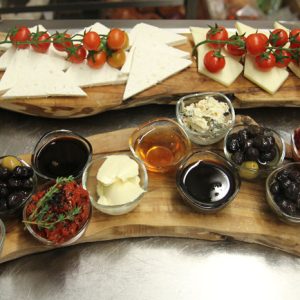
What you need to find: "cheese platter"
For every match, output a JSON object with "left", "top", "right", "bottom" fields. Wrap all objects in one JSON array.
[
  {"left": 0, "top": 21, "right": 299, "bottom": 118},
  {"left": 1, "top": 114, "right": 300, "bottom": 264}
]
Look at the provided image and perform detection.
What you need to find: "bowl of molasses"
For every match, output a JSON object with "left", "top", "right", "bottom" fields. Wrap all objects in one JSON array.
[
  {"left": 31, "top": 129, "right": 92, "bottom": 182},
  {"left": 176, "top": 151, "right": 240, "bottom": 213}
]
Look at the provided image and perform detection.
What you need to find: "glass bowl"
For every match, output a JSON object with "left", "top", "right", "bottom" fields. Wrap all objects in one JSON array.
[
  {"left": 129, "top": 118, "right": 191, "bottom": 173},
  {"left": 176, "top": 151, "right": 240, "bottom": 213},
  {"left": 176, "top": 92, "right": 235, "bottom": 145},
  {"left": 0, "top": 218, "right": 5, "bottom": 254},
  {"left": 266, "top": 163, "right": 300, "bottom": 225},
  {"left": 23, "top": 181, "right": 92, "bottom": 246},
  {"left": 31, "top": 129, "right": 92, "bottom": 182},
  {"left": 224, "top": 124, "right": 285, "bottom": 181},
  {"left": 82, "top": 153, "right": 148, "bottom": 215},
  {"left": 0, "top": 155, "right": 37, "bottom": 218}
]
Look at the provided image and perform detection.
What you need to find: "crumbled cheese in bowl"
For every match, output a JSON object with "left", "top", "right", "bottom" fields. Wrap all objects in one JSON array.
[{"left": 179, "top": 95, "right": 234, "bottom": 145}]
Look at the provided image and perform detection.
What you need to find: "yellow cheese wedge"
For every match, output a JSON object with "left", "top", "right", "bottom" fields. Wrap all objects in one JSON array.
[
  {"left": 274, "top": 21, "right": 300, "bottom": 79},
  {"left": 235, "top": 22, "right": 289, "bottom": 94},
  {"left": 190, "top": 27, "right": 243, "bottom": 87}
]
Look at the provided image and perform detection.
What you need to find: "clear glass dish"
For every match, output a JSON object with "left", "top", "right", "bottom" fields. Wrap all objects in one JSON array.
[
  {"left": 82, "top": 153, "right": 148, "bottom": 216},
  {"left": 0, "top": 218, "right": 5, "bottom": 254},
  {"left": 266, "top": 163, "right": 300, "bottom": 225},
  {"left": 176, "top": 92, "right": 235, "bottom": 145},
  {"left": 31, "top": 129, "right": 92, "bottom": 182},
  {"left": 176, "top": 150, "right": 240, "bottom": 213},
  {"left": 224, "top": 124, "right": 285, "bottom": 181},
  {"left": 129, "top": 118, "right": 191, "bottom": 173},
  {"left": 0, "top": 155, "right": 37, "bottom": 218}
]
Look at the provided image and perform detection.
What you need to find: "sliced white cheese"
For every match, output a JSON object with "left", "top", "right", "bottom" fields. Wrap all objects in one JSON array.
[
  {"left": 96, "top": 155, "right": 139, "bottom": 186},
  {"left": 129, "top": 23, "right": 187, "bottom": 47},
  {"left": 97, "top": 179, "right": 144, "bottom": 206},
  {"left": 123, "top": 43, "right": 191, "bottom": 100},
  {"left": 77, "top": 22, "right": 110, "bottom": 35},
  {"left": 1, "top": 69, "right": 86, "bottom": 99},
  {"left": 274, "top": 22, "right": 300, "bottom": 78},
  {"left": 235, "top": 22, "right": 289, "bottom": 94},
  {"left": 235, "top": 21, "right": 269, "bottom": 37},
  {"left": 121, "top": 40, "right": 190, "bottom": 74},
  {"left": 190, "top": 27, "right": 243, "bottom": 87},
  {"left": 65, "top": 61, "right": 127, "bottom": 88}
]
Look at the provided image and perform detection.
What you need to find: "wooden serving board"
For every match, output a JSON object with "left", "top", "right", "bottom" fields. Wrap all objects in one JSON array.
[
  {"left": 0, "top": 34, "right": 300, "bottom": 119},
  {"left": 0, "top": 115, "right": 299, "bottom": 264}
]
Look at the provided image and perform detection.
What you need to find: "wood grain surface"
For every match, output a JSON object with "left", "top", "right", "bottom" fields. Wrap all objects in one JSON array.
[
  {"left": 0, "top": 115, "right": 299, "bottom": 263},
  {"left": 0, "top": 34, "right": 299, "bottom": 119}
]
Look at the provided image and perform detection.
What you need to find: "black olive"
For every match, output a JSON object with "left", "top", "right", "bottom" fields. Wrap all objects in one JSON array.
[
  {"left": 265, "top": 135, "right": 275, "bottom": 147},
  {"left": 8, "top": 178, "right": 23, "bottom": 189},
  {"left": 0, "top": 182, "right": 8, "bottom": 189},
  {"left": 22, "top": 178, "right": 33, "bottom": 190},
  {"left": 248, "top": 125, "right": 262, "bottom": 137},
  {"left": 0, "top": 198, "right": 7, "bottom": 211},
  {"left": 284, "top": 182, "right": 299, "bottom": 201},
  {"left": 270, "top": 181, "right": 281, "bottom": 195},
  {"left": 259, "top": 148, "right": 276, "bottom": 163},
  {"left": 232, "top": 151, "right": 244, "bottom": 165},
  {"left": 246, "top": 147, "right": 260, "bottom": 161},
  {"left": 276, "top": 169, "right": 289, "bottom": 183},
  {"left": 226, "top": 134, "right": 240, "bottom": 153},
  {"left": 244, "top": 139, "right": 254, "bottom": 149},
  {"left": 287, "top": 169, "right": 300, "bottom": 182},
  {"left": 0, "top": 167, "right": 10, "bottom": 180},
  {"left": 280, "top": 199, "right": 297, "bottom": 216},
  {"left": 12, "top": 166, "right": 33, "bottom": 179},
  {"left": 280, "top": 178, "right": 292, "bottom": 191},
  {"left": 7, "top": 191, "right": 28, "bottom": 209},
  {"left": 238, "top": 129, "right": 249, "bottom": 143},
  {"left": 0, "top": 186, "right": 9, "bottom": 198}
]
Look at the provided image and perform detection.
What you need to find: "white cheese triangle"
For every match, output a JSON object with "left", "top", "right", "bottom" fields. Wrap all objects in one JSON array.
[
  {"left": 65, "top": 61, "right": 127, "bottom": 88},
  {"left": 123, "top": 43, "right": 191, "bottom": 100},
  {"left": 235, "top": 22, "right": 289, "bottom": 94},
  {"left": 129, "top": 23, "right": 187, "bottom": 47},
  {"left": 273, "top": 22, "right": 300, "bottom": 79},
  {"left": 235, "top": 21, "right": 269, "bottom": 37},
  {"left": 190, "top": 27, "right": 243, "bottom": 87},
  {"left": 77, "top": 22, "right": 110, "bottom": 35}
]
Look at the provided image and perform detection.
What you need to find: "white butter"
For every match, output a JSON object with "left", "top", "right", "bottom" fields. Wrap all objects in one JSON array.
[{"left": 190, "top": 27, "right": 243, "bottom": 87}]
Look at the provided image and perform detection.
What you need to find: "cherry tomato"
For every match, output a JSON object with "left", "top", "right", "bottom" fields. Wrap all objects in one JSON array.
[
  {"left": 107, "top": 28, "right": 126, "bottom": 50},
  {"left": 246, "top": 33, "right": 268, "bottom": 56},
  {"left": 87, "top": 51, "right": 107, "bottom": 69},
  {"left": 203, "top": 50, "right": 225, "bottom": 73},
  {"left": 226, "top": 35, "right": 246, "bottom": 56},
  {"left": 255, "top": 52, "right": 275, "bottom": 71},
  {"left": 206, "top": 25, "right": 228, "bottom": 49},
  {"left": 31, "top": 32, "right": 51, "bottom": 53},
  {"left": 269, "top": 29, "right": 288, "bottom": 47},
  {"left": 274, "top": 49, "right": 291, "bottom": 68},
  {"left": 83, "top": 31, "right": 101, "bottom": 51},
  {"left": 67, "top": 44, "right": 87, "bottom": 64},
  {"left": 9, "top": 26, "right": 31, "bottom": 49},
  {"left": 290, "top": 29, "right": 300, "bottom": 49},
  {"left": 290, "top": 49, "right": 300, "bottom": 65},
  {"left": 122, "top": 32, "right": 129, "bottom": 50},
  {"left": 107, "top": 49, "right": 126, "bottom": 68},
  {"left": 53, "top": 33, "right": 73, "bottom": 52}
]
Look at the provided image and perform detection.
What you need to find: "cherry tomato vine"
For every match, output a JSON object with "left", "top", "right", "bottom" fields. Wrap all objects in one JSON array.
[
  {"left": 0, "top": 25, "right": 128, "bottom": 69},
  {"left": 193, "top": 24, "right": 300, "bottom": 73}
]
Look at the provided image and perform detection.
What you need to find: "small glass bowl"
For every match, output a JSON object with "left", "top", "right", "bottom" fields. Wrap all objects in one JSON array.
[
  {"left": 176, "top": 151, "right": 240, "bottom": 213},
  {"left": 0, "top": 218, "right": 5, "bottom": 254},
  {"left": 266, "top": 163, "right": 300, "bottom": 225},
  {"left": 129, "top": 118, "right": 191, "bottom": 173},
  {"left": 224, "top": 125, "right": 285, "bottom": 181},
  {"left": 176, "top": 92, "right": 235, "bottom": 145},
  {"left": 0, "top": 155, "right": 37, "bottom": 218},
  {"left": 31, "top": 129, "right": 92, "bottom": 182},
  {"left": 82, "top": 153, "right": 148, "bottom": 215},
  {"left": 23, "top": 183, "right": 92, "bottom": 246}
]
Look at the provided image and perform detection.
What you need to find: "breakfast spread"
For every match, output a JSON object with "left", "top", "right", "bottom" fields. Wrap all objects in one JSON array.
[{"left": 96, "top": 155, "right": 144, "bottom": 206}]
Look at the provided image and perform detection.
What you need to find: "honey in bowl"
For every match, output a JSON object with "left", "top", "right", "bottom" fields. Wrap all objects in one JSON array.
[{"left": 130, "top": 118, "right": 190, "bottom": 173}]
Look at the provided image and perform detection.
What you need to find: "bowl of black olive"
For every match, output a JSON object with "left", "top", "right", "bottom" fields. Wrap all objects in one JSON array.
[
  {"left": 0, "top": 155, "right": 36, "bottom": 217},
  {"left": 266, "top": 163, "right": 300, "bottom": 224},
  {"left": 224, "top": 125, "right": 285, "bottom": 181}
]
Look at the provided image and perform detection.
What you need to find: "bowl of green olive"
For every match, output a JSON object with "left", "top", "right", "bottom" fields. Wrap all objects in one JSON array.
[{"left": 224, "top": 125, "right": 285, "bottom": 181}]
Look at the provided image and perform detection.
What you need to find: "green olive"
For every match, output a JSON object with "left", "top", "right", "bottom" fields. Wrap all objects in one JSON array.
[
  {"left": 239, "top": 161, "right": 259, "bottom": 180},
  {"left": 1, "top": 156, "right": 22, "bottom": 171}
]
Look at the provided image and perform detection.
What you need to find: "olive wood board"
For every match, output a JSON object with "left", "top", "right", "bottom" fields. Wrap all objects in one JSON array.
[
  {"left": 0, "top": 33, "right": 300, "bottom": 119},
  {"left": 0, "top": 115, "right": 299, "bottom": 264}
]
